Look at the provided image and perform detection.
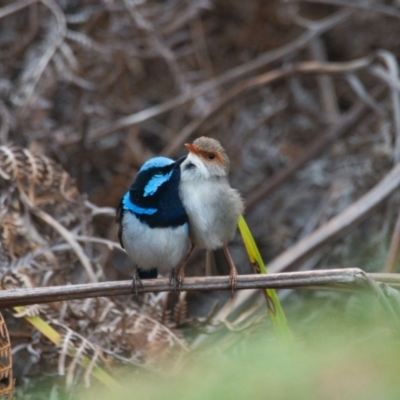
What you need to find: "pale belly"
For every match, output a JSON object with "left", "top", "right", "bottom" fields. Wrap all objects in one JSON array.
[
  {"left": 121, "top": 212, "right": 190, "bottom": 272},
  {"left": 180, "top": 181, "right": 242, "bottom": 250}
]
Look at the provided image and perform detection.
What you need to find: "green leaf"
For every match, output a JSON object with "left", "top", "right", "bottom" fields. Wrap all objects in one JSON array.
[{"left": 238, "top": 215, "right": 294, "bottom": 342}]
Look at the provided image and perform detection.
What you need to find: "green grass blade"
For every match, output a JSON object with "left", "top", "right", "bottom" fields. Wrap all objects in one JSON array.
[
  {"left": 238, "top": 215, "right": 293, "bottom": 342},
  {"left": 13, "top": 305, "right": 119, "bottom": 388}
]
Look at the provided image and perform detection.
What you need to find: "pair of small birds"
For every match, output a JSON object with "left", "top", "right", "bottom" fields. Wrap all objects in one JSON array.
[{"left": 116, "top": 137, "right": 244, "bottom": 292}]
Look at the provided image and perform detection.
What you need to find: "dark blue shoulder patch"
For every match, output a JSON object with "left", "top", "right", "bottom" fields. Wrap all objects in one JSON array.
[
  {"left": 143, "top": 171, "right": 173, "bottom": 197},
  {"left": 121, "top": 157, "right": 188, "bottom": 228}
]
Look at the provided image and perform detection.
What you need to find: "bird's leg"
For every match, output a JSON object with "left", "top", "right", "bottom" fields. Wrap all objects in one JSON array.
[
  {"left": 169, "top": 269, "right": 180, "bottom": 291},
  {"left": 131, "top": 267, "right": 144, "bottom": 297},
  {"left": 177, "top": 243, "right": 195, "bottom": 284},
  {"left": 222, "top": 244, "right": 238, "bottom": 292},
  {"left": 169, "top": 243, "right": 195, "bottom": 290}
]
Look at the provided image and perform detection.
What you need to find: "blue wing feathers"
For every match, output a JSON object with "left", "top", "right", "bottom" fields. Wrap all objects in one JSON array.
[
  {"left": 143, "top": 171, "right": 173, "bottom": 197},
  {"left": 122, "top": 192, "right": 157, "bottom": 215}
]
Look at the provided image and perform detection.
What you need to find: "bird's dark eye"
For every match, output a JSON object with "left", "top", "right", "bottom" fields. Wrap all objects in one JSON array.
[{"left": 208, "top": 153, "right": 215, "bottom": 160}]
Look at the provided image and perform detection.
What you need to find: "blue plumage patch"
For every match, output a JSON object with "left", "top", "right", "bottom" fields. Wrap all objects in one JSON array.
[
  {"left": 122, "top": 192, "right": 157, "bottom": 215},
  {"left": 139, "top": 157, "right": 174, "bottom": 173},
  {"left": 119, "top": 156, "right": 188, "bottom": 228},
  {"left": 143, "top": 171, "right": 173, "bottom": 197}
]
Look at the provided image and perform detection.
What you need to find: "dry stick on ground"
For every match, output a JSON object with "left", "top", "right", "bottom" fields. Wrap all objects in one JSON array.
[
  {"left": 346, "top": 74, "right": 384, "bottom": 115},
  {"left": 88, "top": 9, "right": 352, "bottom": 141},
  {"left": 163, "top": 57, "right": 375, "bottom": 157},
  {"left": 0, "top": 0, "right": 37, "bottom": 20},
  {"left": 376, "top": 51, "right": 400, "bottom": 162},
  {"left": 308, "top": 37, "right": 339, "bottom": 123},
  {"left": 0, "top": 269, "right": 399, "bottom": 309},
  {"left": 296, "top": 0, "right": 400, "bottom": 19},
  {"left": 123, "top": 0, "right": 188, "bottom": 94},
  {"left": 266, "top": 161, "right": 400, "bottom": 274},
  {"left": 246, "top": 84, "right": 386, "bottom": 211},
  {"left": 14, "top": 0, "right": 66, "bottom": 107},
  {"left": 162, "top": 1, "right": 210, "bottom": 36},
  {"left": 287, "top": 3, "right": 339, "bottom": 122},
  {"left": 17, "top": 189, "right": 98, "bottom": 283}
]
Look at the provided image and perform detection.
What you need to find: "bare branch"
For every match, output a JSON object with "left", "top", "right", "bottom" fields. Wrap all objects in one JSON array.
[
  {"left": 163, "top": 57, "right": 374, "bottom": 157},
  {"left": 74, "top": 236, "right": 123, "bottom": 252},
  {"left": 346, "top": 73, "right": 384, "bottom": 115},
  {"left": 29, "top": 207, "right": 98, "bottom": 282},
  {"left": 123, "top": 0, "right": 188, "bottom": 93},
  {"left": 294, "top": 0, "right": 400, "bottom": 20},
  {"left": 309, "top": 37, "right": 339, "bottom": 122},
  {"left": 12, "top": 0, "right": 66, "bottom": 107},
  {"left": 0, "top": 0, "right": 37, "bottom": 20},
  {"left": 266, "top": 159, "right": 400, "bottom": 274},
  {"left": 286, "top": 4, "right": 339, "bottom": 122},
  {"left": 88, "top": 9, "right": 352, "bottom": 140},
  {"left": 375, "top": 51, "right": 400, "bottom": 162},
  {"left": 246, "top": 85, "right": 386, "bottom": 211},
  {"left": 0, "top": 268, "right": 389, "bottom": 308},
  {"left": 18, "top": 185, "right": 98, "bottom": 283}
]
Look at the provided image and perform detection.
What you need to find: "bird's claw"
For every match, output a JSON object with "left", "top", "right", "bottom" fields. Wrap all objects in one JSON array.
[
  {"left": 131, "top": 270, "right": 144, "bottom": 297},
  {"left": 169, "top": 268, "right": 184, "bottom": 291},
  {"left": 223, "top": 244, "right": 238, "bottom": 295},
  {"left": 228, "top": 268, "right": 237, "bottom": 294}
]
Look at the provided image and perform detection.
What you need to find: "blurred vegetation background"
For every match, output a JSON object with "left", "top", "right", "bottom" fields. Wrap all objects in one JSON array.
[{"left": 1, "top": 0, "right": 400, "bottom": 398}]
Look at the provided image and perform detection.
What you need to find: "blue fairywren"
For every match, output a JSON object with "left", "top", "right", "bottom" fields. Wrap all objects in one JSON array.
[
  {"left": 116, "top": 156, "right": 191, "bottom": 292},
  {"left": 179, "top": 137, "right": 245, "bottom": 289}
]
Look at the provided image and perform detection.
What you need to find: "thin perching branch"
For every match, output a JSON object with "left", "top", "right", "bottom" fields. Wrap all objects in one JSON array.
[{"left": 0, "top": 269, "right": 399, "bottom": 309}]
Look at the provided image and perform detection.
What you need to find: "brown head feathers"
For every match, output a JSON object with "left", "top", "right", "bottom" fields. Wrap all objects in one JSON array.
[{"left": 187, "top": 137, "right": 230, "bottom": 171}]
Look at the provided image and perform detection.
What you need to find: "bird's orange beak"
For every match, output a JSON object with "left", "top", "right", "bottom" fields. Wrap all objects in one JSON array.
[{"left": 184, "top": 143, "right": 200, "bottom": 155}]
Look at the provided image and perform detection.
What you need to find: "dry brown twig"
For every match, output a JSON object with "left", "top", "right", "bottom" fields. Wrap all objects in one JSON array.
[
  {"left": 88, "top": 8, "right": 352, "bottom": 140},
  {"left": 294, "top": 0, "right": 400, "bottom": 19},
  {"left": 308, "top": 38, "right": 339, "bottom": 122},
  {"left": 375, "top": 51, "right": 400, "bottom": 162},
  {"left": 0, "top": 0, "right": 36, "bottom": 20},
  {"left": 0, "top": 145, "right": 98, "bottom": 282},
  {"left": 0, "top": 313, "right": 13, "bottom": 400},
  {"left": 266, "top": 160, "right": 400, "bottom": 274},
  {"left": 287, "top": 2, "right": 340, "bottom": 122},
  {"left": 123, "top": 0, "right": 188, "bottom": 94},
  {"left": 0, "top": 269, "right": 399, "bottom": 309},
  {"left": 345, "top": 74, "right": 384, "bottom": 115},
  {"left": 162, "top": 57, "right": 374, "bottom": 157},
  {"left": 246, "top": 85, "right": 386, "bottom": 211},
  {"left": 12, "top": 0, "right": 66, "bottom": 107}
]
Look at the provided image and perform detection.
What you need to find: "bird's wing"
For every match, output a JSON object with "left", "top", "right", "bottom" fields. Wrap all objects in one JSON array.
[{"left": 115, "top": 199, "right": 124, "bottom": 248}]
